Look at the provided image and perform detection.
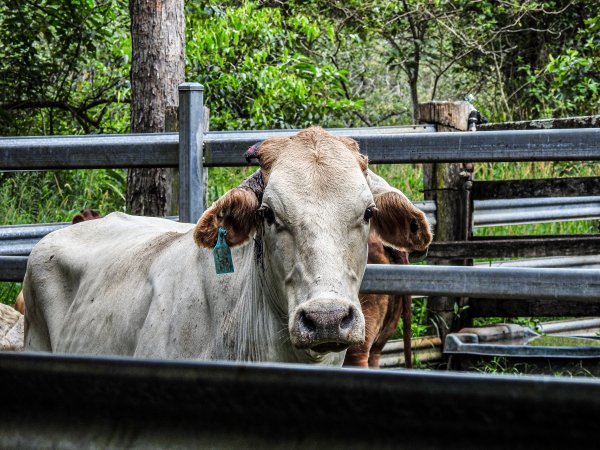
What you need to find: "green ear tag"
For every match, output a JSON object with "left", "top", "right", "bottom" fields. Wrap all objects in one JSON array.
[{"left": 214, "top": 227, "right": 234, "bottom": 274}]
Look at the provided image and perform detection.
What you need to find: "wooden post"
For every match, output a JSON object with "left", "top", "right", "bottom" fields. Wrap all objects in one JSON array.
[
  {"left": 165, "top": 106, "right": 179, "bottom": 217},
  {"left": 419, "top": 101, "right": 475, "bottom": 339}
]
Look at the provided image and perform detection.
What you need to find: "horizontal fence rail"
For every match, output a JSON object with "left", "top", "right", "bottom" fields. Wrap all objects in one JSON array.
[
  {"left": 1, "top": 352, "right": 600, "bottom": 449},
  {"left": 0, "top": 133, "right": 179, "bottom": 169},
  {"left": 1, "top": 196, "right": 597, "bottom": 257},
  {"left": 360, "top": 264, "right": 600, "bottom": 301},
  {"left": 3, "top": 259, "right": 600, "bottom": 301},
  {"left": 473, "top": 196, "right": 600, "bottom": 226},
  {"left": 427, "top": 235, "right": 600, "bottom": 260},
  {"left": 0, "top": 257, "right": 27, "bottom": 281},
  {"left": 477, "top": 255, "right": 600, "bottom": 268},
  {"left": 2, "top": 127, "right": 600, "bottom": 170}
]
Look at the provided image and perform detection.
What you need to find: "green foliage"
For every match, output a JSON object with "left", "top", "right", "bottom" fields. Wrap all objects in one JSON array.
[
  {"left": 185, "top": 1, "right": 362, "bottom": 130},
  {"left": 0, "top": 0, "right": 131, "bottom": 135},
  {"left": 0, "top": 282, "right": 20, "bottom": 306},
  {"left": 525, "top": 15, "right": 600, "bottom": 118}
]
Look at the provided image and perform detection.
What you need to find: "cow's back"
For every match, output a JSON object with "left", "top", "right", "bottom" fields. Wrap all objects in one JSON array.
[{"left": 23, "top": 212, "right": 194, "bottom": 354}]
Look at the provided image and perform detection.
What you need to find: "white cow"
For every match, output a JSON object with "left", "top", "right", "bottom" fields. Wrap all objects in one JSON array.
[{"left": 23, "top": 127, "right": 431, "bottom": 364}]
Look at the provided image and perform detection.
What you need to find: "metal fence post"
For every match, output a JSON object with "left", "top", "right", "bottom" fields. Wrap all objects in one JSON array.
[{"left": 178, "top": 82, "right": 204, "bottom": 223}]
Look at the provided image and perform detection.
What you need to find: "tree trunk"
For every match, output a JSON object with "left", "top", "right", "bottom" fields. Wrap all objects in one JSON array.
[{"left": 127, "top": 0, "right": 185, "bottom": 216}]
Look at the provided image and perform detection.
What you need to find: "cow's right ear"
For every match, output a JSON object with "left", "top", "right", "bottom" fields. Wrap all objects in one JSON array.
[
  {"left": 194, "top": 188, "right": 259, "bottom": 248},
  {"left": 366, "top": 170, "right": 433, "bottom": 253}
]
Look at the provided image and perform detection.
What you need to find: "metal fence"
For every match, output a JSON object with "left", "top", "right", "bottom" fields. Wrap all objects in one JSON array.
[
  {"left": 1, "top": 82, "right": 600, "bottom": 298},
  {"left": 1, "top": 351, "right": 599, "bottom": 449}
]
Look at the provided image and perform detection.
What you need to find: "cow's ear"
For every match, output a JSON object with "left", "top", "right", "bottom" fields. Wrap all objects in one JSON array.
[
  {"left": 367, "top": 170, "right": 433, "bottom": 252},
  {"left": 194, "top": 188, "right": 259, "bottom": 248}
]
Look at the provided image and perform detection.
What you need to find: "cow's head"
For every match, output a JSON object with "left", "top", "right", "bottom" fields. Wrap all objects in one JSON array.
[{"left": 194, "top": 127, "right": 432, "bottom": 355}]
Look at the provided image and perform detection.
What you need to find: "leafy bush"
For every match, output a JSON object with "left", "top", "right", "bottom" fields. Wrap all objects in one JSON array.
[
  {"left": 185, "top": 1, "right": 362, "bottom": 131},
  {"left": 524, "top": 15, "right": 600, "bottom": 118}
]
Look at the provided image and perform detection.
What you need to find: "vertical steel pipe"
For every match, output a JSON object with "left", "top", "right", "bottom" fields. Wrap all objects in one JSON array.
[{"left": 178, "top": 82, "right": 205, "bottom": 223}]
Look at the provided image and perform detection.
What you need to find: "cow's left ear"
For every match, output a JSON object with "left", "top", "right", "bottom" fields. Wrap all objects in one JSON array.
[
  {"left": 194, "top": 188, "right": 259, "bottom": 248},
  {"left": 367, "top": 170, "right": 433, "bottom": 252}
]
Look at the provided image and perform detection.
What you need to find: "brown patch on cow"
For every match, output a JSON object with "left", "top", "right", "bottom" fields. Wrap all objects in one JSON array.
[
  {"left": 194, "top": 188, "right": 260, "bottom": 248},
  {"left": 14, "top": 290, "right": 25, "bottom": 315},
  {"left": 72, "top": 208, "right": 102, "bottom": 224},
  {"left": 344, "top": 232, "right": 413, "bottom": 369},
  {"left": 251, "top": 136, "right": 291, "bottom": 182},
  {"left": 252, "top": 128, "right": 368, "bottom": 181},
  {"left": 372, "top": 191, "right": 432, "bottom": 252}
]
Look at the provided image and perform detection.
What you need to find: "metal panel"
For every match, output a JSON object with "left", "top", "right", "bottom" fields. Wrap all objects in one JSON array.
[
  {"left": 1, "top": 352, "right": 599, "bottom": 449},
  {"left": 360, "top": 264, "right": 600, "bottom": 300},
  {"left": 204, "top": 127, "right": 600, "bottom": 166},
  {"left": 0, "top": 133, "right": 178, "bottom": 169},
  {"left": 4, "top": 127, "right": 599, "bottom": 170},
  {"left": 178, "top": 83, "right": 205, "bottom": 223},
  {"left": 0, "top": 256, "right": 27, "bottom": 282}
]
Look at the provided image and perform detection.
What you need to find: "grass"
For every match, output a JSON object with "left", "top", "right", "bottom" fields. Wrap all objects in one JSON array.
[{"left": 474, "top": 356, "right": 598, "bottom": 377}]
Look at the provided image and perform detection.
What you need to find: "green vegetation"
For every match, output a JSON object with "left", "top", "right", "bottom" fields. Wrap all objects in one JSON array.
[{"left": 474, "top": 356, "right": 598, "bottom": 377}]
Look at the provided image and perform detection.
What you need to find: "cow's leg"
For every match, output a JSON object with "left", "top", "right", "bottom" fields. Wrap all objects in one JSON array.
[
  {"left": 343, "top": 293, "right": 385, "bottom": 368},
  {"left": 344, "top": 342, "right": 370, "bottom": 367},
  {"left": 401, "top": 295, "right": 412, "bottom": 369},
  {"left": 368, "top": 294, "right": 405, "bottom": 368}
]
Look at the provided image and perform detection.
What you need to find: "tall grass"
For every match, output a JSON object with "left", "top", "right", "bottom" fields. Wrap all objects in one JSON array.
[{"left": 0, "top": 169, "right": 126, "bottom": 226}]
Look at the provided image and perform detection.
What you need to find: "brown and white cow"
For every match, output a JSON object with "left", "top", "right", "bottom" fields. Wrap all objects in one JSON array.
[
  {"left": 23, "top": 127, "right": 431, "bottom": 364},
  {"left": 344, "top": 231, "right": 413, "bottom": 368}
]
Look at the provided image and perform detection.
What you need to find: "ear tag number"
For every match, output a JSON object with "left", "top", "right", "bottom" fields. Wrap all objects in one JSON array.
[{"left": 214, "top": 227, "right": 234, "bottom": 274}]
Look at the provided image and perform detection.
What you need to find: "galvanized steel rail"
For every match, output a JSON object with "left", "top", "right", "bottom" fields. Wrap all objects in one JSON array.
[
  {"left": 0, "top": 256, "right": 27, "bottom": 281},
  {"left": 473, "top": 196, "right": 600, "bottom": 226},
  {"left": 0, "top": 351, "right": 599, "bottom": 449},
  {"left": 2, "top": 127, "right": 600, "bottom": 170},
  {"left": 2, "top": 195, "right": 598, "bottom": 257},
  {"left": 360, "top": 264, "right": 600, "bottom": 301},
  {"left": 3, "top": 257, "right": 600, "bottom": 302}
]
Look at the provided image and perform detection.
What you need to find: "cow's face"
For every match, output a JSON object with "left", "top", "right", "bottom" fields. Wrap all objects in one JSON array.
[
  {"left": 195, "top": 127, "right": 432, "bottom": 355},
  {"left": 257, "top": 133, "right": 372, "bottom": 353}
]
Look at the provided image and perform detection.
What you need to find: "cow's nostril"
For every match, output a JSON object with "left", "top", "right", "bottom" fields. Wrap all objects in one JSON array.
[
  {"left": 340, "top": 307, "right": 354, "bottom": 331},
  {"left": 299, "top": 310, "right": 316, "bottom": 333},
  {"left": 410, "top": 218, "right": 419, "bottom": 233}
]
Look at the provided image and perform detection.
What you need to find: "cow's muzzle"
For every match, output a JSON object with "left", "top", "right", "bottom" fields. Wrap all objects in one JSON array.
[{"left": 291, "top": 298, "right": 365, "bottom": 352}]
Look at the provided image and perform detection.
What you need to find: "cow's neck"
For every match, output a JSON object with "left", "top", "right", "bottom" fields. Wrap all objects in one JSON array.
[{"left": 218, "top": 238, "right": 281, "bottom": 362}]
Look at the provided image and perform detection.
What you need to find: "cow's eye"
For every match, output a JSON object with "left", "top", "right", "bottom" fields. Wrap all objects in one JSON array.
[{"left": 364, "top": 206, "right": 375, "bottom": 222}]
